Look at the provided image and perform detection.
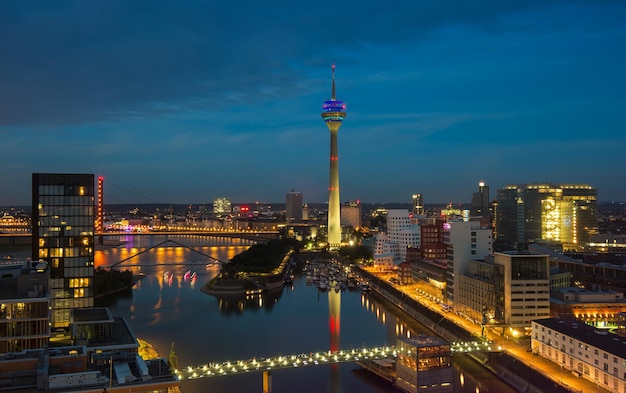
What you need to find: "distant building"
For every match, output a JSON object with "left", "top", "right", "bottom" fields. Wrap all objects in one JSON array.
[
  {"left": 32, "top": 173, "right": 95, "bottom": 331},
  {"left": 395, "top": 335, "right": 453, "bottom": 393},
  {"left": 470, "top": 180, "right": 491, "bottom": 228},
  {"left": 495, "top": 183, "right": 598, "bottom": 250},
  {"left": 213, "top": 197, "right": 232, "bottom": 214},
  {"left": 411, "top": 193, "right": 424, "bottom": 216},
  {"left": 285, "top": 190, "right": 303, "bottom": 223},
  {"left": 532, "top": 318, "right": 626, "bottom": 393},
  {"left": 341, "top": 200, "right": 362, "bottom": 228}
]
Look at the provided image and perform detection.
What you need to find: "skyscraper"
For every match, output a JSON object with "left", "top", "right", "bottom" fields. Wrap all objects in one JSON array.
[
  {"left": 285, "top": 190, "right": 303, "bottom": 223},
  {"left": 321, "top": 65, "right": 346, "bottom": 247},
  {"left": 32, "top": 173, "right": 95, "bottom": 330},
  {"left": 412, "top": 193, "right": 424, "bottom": 215},
  {"left": 470, "top": 180, "right": 491, "bottom": 228}
]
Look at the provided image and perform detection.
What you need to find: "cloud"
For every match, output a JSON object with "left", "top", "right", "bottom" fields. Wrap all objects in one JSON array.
[{"left": 0, "top": 0, "right": 616, "bottom": 126}]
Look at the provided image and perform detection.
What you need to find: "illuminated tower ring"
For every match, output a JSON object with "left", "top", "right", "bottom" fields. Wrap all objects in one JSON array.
[{"left": 321, "top": 65, "right": 346, "bottom": 247}]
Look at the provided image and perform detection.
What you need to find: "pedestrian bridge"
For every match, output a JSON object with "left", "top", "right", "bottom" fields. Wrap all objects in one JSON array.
[{"left": 174, "top": 341, "right": 502, "bottom": 381}]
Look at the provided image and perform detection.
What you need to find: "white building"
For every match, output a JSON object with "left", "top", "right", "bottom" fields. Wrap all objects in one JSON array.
[
  {"left": 373, "top": 232, "right": 399, "bottom": 269},
  {"left": 532, "top": 318, "right": 626, "bottom": 393},
  {"left": 444, "top": 221, "right": 492, "bottom": 309},
  {"left": 386, "top": 209, "right": 420, "bottom": 264}
]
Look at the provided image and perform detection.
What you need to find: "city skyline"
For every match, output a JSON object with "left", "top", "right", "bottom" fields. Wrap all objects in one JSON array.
[{"left": 1, "top": 1, "right": 625, "bottom": 206}]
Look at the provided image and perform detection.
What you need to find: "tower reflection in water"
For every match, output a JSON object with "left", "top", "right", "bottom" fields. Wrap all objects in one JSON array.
[{"left": 329, "top": 285, "right": 341, "bottom": 393}]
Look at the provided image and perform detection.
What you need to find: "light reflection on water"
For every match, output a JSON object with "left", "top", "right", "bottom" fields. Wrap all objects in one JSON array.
[{"left": 96, "top": 235, "right": 517, "bottom": 393}]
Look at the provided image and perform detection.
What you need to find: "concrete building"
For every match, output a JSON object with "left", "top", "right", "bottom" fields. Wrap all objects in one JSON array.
[
  {"left": 550, "top": 287, "right": 626, "bottom": 328},
  {"left": 532, "top": 318, "right": 626, "bottom": 393},
  {"left": 495, "top": 252, "right": 550, "bottom": 335},
  {"left": 32, "top": 173, "right": 95, "bottom": 331},
  {"left": 444, "top": 221, "right": 492, "bottom": 308},
  {"left": 495, "top": 183, "right": 598, "bottom": 250},
  {"left": 285, "top": 190, "right": 303, "bottom": 223},
  {"left": 395, "top": 335, "right": 453, "bottom": 393}
]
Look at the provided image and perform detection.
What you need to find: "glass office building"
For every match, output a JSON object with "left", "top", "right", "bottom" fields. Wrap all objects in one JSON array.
[{"left": 32, "top": 173, "right": 95, "bottom": 331}]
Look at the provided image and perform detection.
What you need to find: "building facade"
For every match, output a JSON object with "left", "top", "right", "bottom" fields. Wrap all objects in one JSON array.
[
  {"left": 495, "top": 184, "right": 598, "bottom": 249},
  {"left": 532, "top": 318, "right": 626, "bottom": 393},
  {"left": 340, "top": 200, "right": 362, "bottom": 229},
  {"left": 386, "top": 209, "right": 420, "bottom": 264},
  {"left": 32, "top": 173, "right": 95, "bottom": 331},
  {"left": 213, "top": 197, "right": 232, "bottom": 214},
  {"left": 444, "top": 221, "right": 492, "bottom": 308},
  {"left": 412, "top": 193, "right": 424, "bottom": 216},
  {"left": 395, "top": 335, "right": 453, "bottom": 393},
  {"left": 285, "top": 190, "right": 303, "bottom": 223}
]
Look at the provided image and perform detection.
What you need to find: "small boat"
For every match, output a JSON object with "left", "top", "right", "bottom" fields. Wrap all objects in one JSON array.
[
  {"left": 359, "top": 283, "right": 371, "bottom": 292},
  {"left": 164, "top": 271, "right": 174, "bottom": 286}
]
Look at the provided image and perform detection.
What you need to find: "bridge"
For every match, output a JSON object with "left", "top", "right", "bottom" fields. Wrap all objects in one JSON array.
[{"left": 173, "top": 341, "right": 502, "bottom": 381}]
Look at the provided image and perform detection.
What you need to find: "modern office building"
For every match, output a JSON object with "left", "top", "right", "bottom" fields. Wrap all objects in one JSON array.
[
  {"left": 495, "top": 183, "right": 598, "bottom": 249},
  {"left": 456, "top": 252, "right": 550, "bottom": 335},
  {"left": 550, "top": 287, "right": 626, "bottom": 328},
  {"left": 213, "top": 197, "right": 232, "bottom": 214},
  {"left": 444, "top": 221, "right": 492, "bottom": 308},
  {"left": 321, "top": 65, "right": 346, "bottom": 247},
  {"left": 495, "top": 252, "right": 550, "bottom": 334},
  {"left": 285, "top": 190, "right": 303, "bottom": 223},
  {"left": 532, "top": 318, "right": 626, "bottom": 393},
  {"left": 32, "top": 173, "right": 95, "bottom": 331},
  {"left": 412, "top": 193, "right": 424, "bottom": 216},
  {"left": 395, "top": 335, "right": 453, "bottom": 393}
]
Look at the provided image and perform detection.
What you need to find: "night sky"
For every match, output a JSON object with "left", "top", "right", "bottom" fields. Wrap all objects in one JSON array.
[{"left": 1, "top": 1, "right": 625, "bottom": 206}]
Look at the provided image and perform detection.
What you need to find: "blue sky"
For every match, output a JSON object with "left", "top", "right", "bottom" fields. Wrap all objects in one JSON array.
[{"left": 1, "top": 1, "right": 625, "bottom": 206}]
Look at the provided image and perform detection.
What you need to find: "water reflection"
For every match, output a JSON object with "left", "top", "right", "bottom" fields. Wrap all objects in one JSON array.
[{"left": 214, "top": 287, "right": 284, "bottom": 315}]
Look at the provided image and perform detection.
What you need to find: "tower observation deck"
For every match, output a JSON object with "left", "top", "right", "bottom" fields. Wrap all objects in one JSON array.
[{"left": 321, "top": 65, "right": 346, "bottom": 248}]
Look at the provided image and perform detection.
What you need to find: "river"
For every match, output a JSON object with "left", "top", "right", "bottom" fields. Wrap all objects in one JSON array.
[{"left": 95, "top": 234, "right": 517, "bottom": 393}]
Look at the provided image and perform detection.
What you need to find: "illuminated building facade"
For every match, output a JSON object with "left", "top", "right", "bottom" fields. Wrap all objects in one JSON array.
[
  {"left": 412, "top": 193, "right": 424, "bottom": 216},
  {"left": 32, "top": 173, "right": 95, "bottom": 331},
  {"left": 0, "top": 266, "right": 49, "bottom": 353},
  {"left": 395, "top": 335, "right": 453, "bottom": 393},
  {"left": 321, "top": 65, "right": 346, "bottom": 247},
  {"left": 550, "top": 287, "right": 626, "bottom": 329},
  {"left": 532, "top": 318, "right": 626, "bottom": 393},
  {"left": 95, "top": 176, "right": 104, "bottom": 235},
  {"left": 285, "top": 190, "right": 303, "bottom": 223},
  {"left": 213, "top": 197, "right": 232, "bottom": 214},
  {"left": 495, "top": 184, "right": 598, "bottom": 249}
]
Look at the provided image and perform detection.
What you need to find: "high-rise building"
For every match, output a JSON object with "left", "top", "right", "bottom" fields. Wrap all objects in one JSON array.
[
  {"left": 386, "top": 209, "right": 420, "bottom": 263},
  {"left": 213, "top": 197, "right": 232, "bottom": 214},
  {"left": 495, "top": 184, "right": 598, "bottom": 249},
  {"left": 444, "top": 220, "right": 492, "bottom": 308},
  {"left": 321, "top": 65, "right": 346, "bottom": 247},
  {"left": 470, "top": 180, "right": 491, "bottom": 228},
  {"left": 412, "top": 193, "right": 424, "bottom": 215},
  {"left": 285, "top": 190, "right": 303, "bottom": 223},
  {"left": 32, "top": 173, "right": 95, "bottom": 330}
]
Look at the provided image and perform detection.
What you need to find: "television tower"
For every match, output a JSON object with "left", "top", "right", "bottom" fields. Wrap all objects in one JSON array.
[{"left": 321, "top": 65, "right": 346, "bottom": 247}]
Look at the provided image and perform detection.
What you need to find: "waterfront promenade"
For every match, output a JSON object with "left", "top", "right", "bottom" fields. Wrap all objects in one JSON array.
[{"left": 358, "top": 265, "right": 608, "bottom": 393}]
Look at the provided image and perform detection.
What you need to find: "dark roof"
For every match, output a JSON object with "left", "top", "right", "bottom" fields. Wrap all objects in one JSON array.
[{"left": 534, "top": 318, "right": 626, "bottom": 359}]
